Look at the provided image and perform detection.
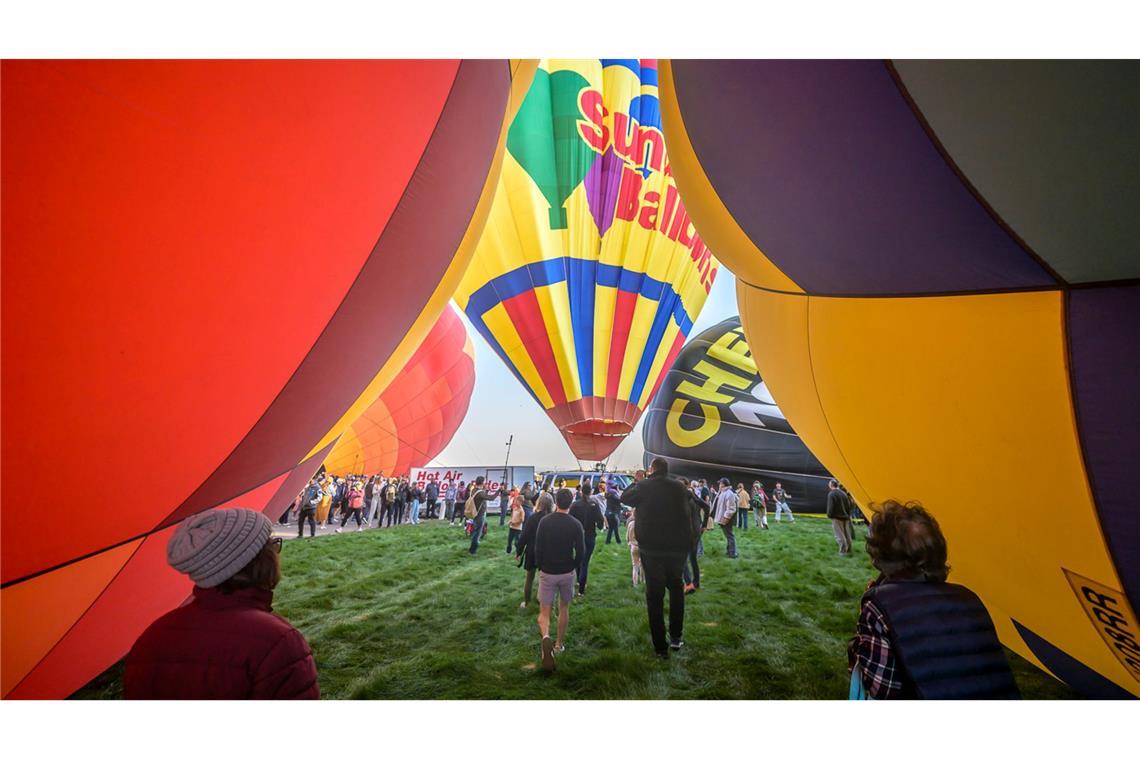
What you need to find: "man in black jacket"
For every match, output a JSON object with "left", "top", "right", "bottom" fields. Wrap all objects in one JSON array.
[
  {"left": 568, "top": 482, "right": 606, "bottom": 596},
  {"left": 620, "top": 458, "right": 695, "bottom": 658},
  {"left": 534, "top": 488, "right": 584, "bottom": 671}
]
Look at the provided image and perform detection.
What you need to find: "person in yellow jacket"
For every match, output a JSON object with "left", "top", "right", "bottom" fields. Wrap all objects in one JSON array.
[
  {"left": 506, "top": 488, "right": 525, "bottom": 554},
  {"left": 316, "top": 477, "right": 333, "bottom": 526}
]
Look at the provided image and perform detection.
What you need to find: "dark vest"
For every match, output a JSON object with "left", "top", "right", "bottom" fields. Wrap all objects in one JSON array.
[{"left": 865, "top": 580, "right": 1020, "bottom": 699}]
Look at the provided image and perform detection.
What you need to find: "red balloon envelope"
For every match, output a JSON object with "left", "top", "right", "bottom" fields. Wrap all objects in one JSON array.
[
  {"left": 0, "top": 60, "right": 518, "bottom": 698},
  {"left": 322, "top": 304, "right": 476, "bottom": 477}
]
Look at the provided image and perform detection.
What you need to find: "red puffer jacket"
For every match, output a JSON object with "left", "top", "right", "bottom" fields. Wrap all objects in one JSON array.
[{"left": 124, "top": 586, "right": 319, "bottom": 699}]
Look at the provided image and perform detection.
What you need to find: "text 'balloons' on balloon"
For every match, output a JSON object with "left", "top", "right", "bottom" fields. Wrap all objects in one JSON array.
[
  {"left": 660, "top": 59, "right": 1140, "bottom": 697},
  {"left": 321, "top": 305, "right": 476, "bottom": 478},
  {"left": 455, "top": 59, "right": 718, "bottom": 462},
  {"left": 1, "top": 59, "right": 521, "bottom": 698},
  {"left": 642, "top": 317, "right": 832, "bottom": 511}
]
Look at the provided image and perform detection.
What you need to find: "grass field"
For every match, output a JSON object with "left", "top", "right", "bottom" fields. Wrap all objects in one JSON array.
[{"left": 76, "top": 515, "right": 1076, "bottom": 700}]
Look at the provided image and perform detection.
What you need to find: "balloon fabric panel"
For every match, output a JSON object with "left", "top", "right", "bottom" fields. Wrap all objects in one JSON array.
[
  {"left": 661, "top": 58, "right": 1140, "bottom": 697},
  {"left": 455, "top": 60, "right": 717, "bottom": 461},
  {"left": 320, "top": 305, "right": 476, "bottom": 477},
  {"left": 1, "top": 59, "right": 516, "bottom": 698}
]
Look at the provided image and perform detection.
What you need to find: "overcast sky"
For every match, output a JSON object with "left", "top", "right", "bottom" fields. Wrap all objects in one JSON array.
[{"left": 432, "top": 267, "right": 739, "bottom": 472}]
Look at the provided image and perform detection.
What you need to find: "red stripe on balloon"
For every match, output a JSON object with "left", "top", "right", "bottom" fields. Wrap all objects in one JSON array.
[
  {"left": 606, "top": 289, "right": 639, "bottom": 400},
  {"left": 501, "top": 289, "right": 568, "bottom": 408}
]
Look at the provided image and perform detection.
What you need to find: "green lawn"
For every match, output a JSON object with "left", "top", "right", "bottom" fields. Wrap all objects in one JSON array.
[{"left": 75, "top": 516, "right": 1076, "bottom": 699}]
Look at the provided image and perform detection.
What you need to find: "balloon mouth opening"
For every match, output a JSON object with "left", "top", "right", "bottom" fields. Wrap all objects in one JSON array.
[{"left": 564, "top": 419, "right": 634, "bottom": 438}]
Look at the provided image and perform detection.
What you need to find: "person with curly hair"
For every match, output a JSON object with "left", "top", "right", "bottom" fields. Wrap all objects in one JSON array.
[{"left": 847, "top": 500, "right": 1018, "bottom": 699}]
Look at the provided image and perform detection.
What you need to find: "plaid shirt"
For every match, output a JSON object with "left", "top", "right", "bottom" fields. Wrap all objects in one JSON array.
[{"left": 848, "top": 596, "right": 905, "bottom": 699}]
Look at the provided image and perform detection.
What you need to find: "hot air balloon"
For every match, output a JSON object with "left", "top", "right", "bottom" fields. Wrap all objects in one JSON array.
[
  {"left": 321, "top": 305, "right": 476, "bottom": 477},
  {"left": 1, "top": 59, "right": 534, "bottom": 699},
  {"left": 642, "top": 317, "right": 832, "bottom": 510},
  {"left": 454, "top": 59, "right": 718, "bottom": 461},
  {"left": 660, "top": 59, "right": 1140, "bottom": 697}
]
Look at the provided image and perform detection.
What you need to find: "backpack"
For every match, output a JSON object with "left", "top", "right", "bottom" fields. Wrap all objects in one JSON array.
[{"left": 464, "top": 489, "right": 482, "bottom": 519}]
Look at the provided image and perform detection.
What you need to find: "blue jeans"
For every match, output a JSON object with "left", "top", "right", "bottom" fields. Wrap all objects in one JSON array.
[
  {"left": 469, "top": 514, "right": 485, "bottom": 554},
  {"left": 605, "top": 513, "right": 622, "bottom": 544},
  {"left": 577, "top": 534, "right": 597, "bottom": 593},
  {"left": 682, "top": 547, "right": 700, "bottom": 588},
  {"left": 721, "top": 523, "right": 737, "bottom": 557},
  {"left": 410, "top": 499, "right": 420, "bottom": 525}
]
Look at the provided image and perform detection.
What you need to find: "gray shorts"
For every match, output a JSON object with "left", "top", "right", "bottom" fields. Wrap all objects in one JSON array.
[{"left": 538, "top": 570, "right": 575, "bottom": 605}]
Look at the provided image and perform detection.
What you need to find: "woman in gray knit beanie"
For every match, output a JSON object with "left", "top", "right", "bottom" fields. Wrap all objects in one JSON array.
[{"left": 124, "top": 508, "right": 319, "bottom": 699}]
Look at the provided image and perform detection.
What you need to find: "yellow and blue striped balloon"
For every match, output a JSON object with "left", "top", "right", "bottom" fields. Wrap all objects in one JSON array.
[{"left": 456, "top": 59, "right": 718, "bottom": 460}]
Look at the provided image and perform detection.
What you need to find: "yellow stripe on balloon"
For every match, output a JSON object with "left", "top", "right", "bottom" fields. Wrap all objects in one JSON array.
[
  {"left": 482, "top": 301, "right": 555, "bottom": 409},
  {"left": 533, "top": 280, "right": 582, "bottom": 403},
  {"left": 618, "top": 294, "right": 660, "bottom": 400},
  {"left": 593, "top": 284, "right": 618, "bottom": 395}
]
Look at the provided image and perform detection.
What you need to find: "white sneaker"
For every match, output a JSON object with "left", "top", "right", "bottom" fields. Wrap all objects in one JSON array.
[{"left": 335, "top": 528, "right": 342, "bottom": 534}]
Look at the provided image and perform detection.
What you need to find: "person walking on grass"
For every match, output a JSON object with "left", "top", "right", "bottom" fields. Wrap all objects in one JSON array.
[
  {"left": 362, "top": 476, "right": 376, "bottom": 526},
  {"left": 604, "top": 480, "right": 623, "bottom": 545},
  {"left": 848, "top": 500, "right": 1019, "bottom": 699},
  {"left": 751, "top": 481, "right": 769, "bottom": 530},
  {"left": 620, "top": 458, "right": 694, "bottom": 659},
  {"left": 681, "top": 478, "right": 709, "bottom": 594},
  {"left": 467, "top": 476, "right": 490, "bottom": 555},
  {"left": 534, "top": 488, "right": 584, "bottom": 671},
  {"left": 827, "top": 479, "right": 854, "bottom": 555},
  {"left": 772, "top": 482, "right": 794, "bottom": 522},
  {"left": 735, "top": 483, "right": 750, "bottom": 530},
  {"left": 713, "top": 478, "right": 739, "bottom": 558},
  {"left": 515, "top": 491, "right": 552, "bottom": 608},
  {"left": 316, "top": 476, "right": 333, "bottom": 527},
  {"left": 506, "top": 487, "right": 525, "bottom": 554},
  {"left": 336, "top": 481, "right": 366, "bottom": 533},
  {"left": 297, "top": 478, "right": 322, "bottom": 538},
  {"left": 125, "top": 509, "right": 319, "bottom": 699},
  {"left": 520, "top": 482, "right": 536, "bottom": 521},
  {"left": 568, "top": 482, "right": 606, "bottom": 596}
]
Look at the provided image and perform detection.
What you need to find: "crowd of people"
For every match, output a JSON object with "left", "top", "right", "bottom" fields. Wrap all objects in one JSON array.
[
  {"left": 120, "top": 460, "right": 1018, "bottom": 700},
  {"left": 283, "top": 472, "right": 471, "bottom": 536}
]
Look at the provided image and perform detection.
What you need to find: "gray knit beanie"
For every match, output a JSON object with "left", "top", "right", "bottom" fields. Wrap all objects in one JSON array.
[{"left": 167, "top": 508, "right": 273, "bottom": 588}]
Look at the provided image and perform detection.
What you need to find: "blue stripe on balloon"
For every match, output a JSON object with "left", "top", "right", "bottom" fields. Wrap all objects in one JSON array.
[
  {"left": 567, "top": 257, "right": 596, "bottom": 397},
  {"left": 640, "top": 65, "right": 658, "bottom": 87},
  {"left": 630, "top": 299, "right": 675, "bottom": 404},
  {"left": 600, "top": 59, "right": 641, "bottom": 77},
  {"left": 465, "top": 256, "right": 696, "bottom": 405}
]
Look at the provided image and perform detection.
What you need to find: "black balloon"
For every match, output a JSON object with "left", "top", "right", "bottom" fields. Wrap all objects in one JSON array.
[{"left": 642, "top": 317, "right": 833, "bottom": 512}]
